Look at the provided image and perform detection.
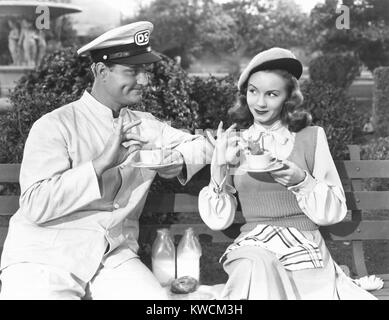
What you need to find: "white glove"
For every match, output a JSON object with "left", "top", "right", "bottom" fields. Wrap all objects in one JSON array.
[{"left": 353, "top": 275, "right": 384, "bottom": 291}]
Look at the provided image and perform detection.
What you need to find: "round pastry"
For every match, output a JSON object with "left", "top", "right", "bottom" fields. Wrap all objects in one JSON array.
[{"left": 170, "top": 276, "right": 199, "bottom": 294}]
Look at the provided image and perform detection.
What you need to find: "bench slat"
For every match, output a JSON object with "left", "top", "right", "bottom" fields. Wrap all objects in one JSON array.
[
  {"left": 137, "top": 192, "right": 389, "bottom": 213},
  {"left": 2, "top": 192, "right": 389, "bottom": 228},
  {"left": 345, "top": 191, "right": 389, "bottom": 210},
  {"left": 321, "top": 221, "right": 389, "bottom": 240},
  {"left": 138, "top": 220, "right": 389, "bottom": 244},
  {"left": 3, "top": 192, "right": 389, "bottom": 215},
  {"left": 335, "top": 160, "right": 389, "bottom": 179},
  {"left": 2, "top": 160, "right": 389, "bottom": 182},
  {"left": 0, "top": 220, "right": 386, "bottom": 246},
  {"left": 143, "top": 193, "right": 198, "bottom": 213},
  {"left": 0, "top": 164, "right": 20, "bottom": 183}
]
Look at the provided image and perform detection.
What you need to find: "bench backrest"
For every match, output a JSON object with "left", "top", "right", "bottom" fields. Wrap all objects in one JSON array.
[{"left": 1, "top": 146, "right": 389, "bottom": 277}]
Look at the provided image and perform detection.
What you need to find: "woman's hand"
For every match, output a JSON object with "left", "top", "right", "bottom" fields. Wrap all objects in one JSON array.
[
  {"left": 212, "top": 121, "right": 241, "bottom": 166},
  {"left": 270, "top": 159, "right": 306, "bottom": 187}
]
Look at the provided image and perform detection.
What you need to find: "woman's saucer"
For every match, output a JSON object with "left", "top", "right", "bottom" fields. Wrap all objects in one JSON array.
[{"left": 240, "top": 161, "right": 284, "bottom": 173}]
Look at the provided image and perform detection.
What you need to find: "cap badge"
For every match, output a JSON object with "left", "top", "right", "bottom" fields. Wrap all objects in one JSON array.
[{"left": 135, "top": 30, "right": 150, "bottom": 46}]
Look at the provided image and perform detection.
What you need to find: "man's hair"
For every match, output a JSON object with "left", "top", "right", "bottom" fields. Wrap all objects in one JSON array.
[{"left": 90, "top": 61, "right": 117, "bottom": 79}]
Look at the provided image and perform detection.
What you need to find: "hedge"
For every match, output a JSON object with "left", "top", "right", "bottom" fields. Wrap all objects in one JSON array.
[
  {"left": 372, "top": 67, "right": 389, "bottom": 137},
  {"left": 308, "top": 53, "right": 361, "bottom": 89},
  {"left": 361, "top": 136, "right": 389, "bottom": 191},
  {"left": 300, "top": 80, "right": 364, "bottom": 160}
]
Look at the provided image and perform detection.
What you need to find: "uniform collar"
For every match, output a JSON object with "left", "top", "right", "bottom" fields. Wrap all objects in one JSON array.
[
  {"left": 244, "top": 120, "right": 292, "bottom": 145},
  {"left": 81, "top": 91, "right": 119, "bottom": 120}
]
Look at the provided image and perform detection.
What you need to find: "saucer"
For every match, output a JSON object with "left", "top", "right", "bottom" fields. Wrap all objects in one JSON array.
[
  {"left": 130, "top": 161, "right": 180, "bottom": 169},
  {"left": 240, "top": 161, "right": 284, "bottom": 173}
]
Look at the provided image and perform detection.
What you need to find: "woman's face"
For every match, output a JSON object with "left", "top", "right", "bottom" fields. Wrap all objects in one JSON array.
[{"left": 246, "top": 70, "right": 289, "bottom": 128}]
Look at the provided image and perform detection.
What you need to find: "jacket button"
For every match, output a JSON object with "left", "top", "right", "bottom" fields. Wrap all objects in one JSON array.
[{"left": 113, "top": 203, "right": 120, "bottom": 209}]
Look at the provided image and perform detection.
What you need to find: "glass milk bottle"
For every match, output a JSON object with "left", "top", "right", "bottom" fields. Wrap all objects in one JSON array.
[
  {"left": 176, "top": 227, "right": 202, "bottom": 281},
  {"left": 151, "top": 228, "right": 176, "bottom": 286}
]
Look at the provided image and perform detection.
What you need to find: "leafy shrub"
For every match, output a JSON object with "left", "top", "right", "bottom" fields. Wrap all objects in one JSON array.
[
  {"left": 309, "top": 54, "right": 361, "bottom": 89},
  {"left": 361, "top": 137, "right": 389, "bottom": 191},
  {"left": 301, "top": 80, "right": 364, "bottom": 159},
  {"left": 0, "top": 47, "right": 93, "bottom": 163},
  {"left": 138, "top": 54, "right": 200, "bottom": 131},
  {"left": 372, "top": 67, "right": 389, "bottom": 137},
  {"left": 361, "top": 137, "right": 389, "bottom": 161},
  {"left": 189, "top": 75, "right": 238, "bottom": 129},
  {"left": 0, "top": 47, "right": 200, "bottom": 163}
]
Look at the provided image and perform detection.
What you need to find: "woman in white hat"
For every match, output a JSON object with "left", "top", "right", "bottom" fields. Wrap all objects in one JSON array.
[{"left": 199, "top": 47, "right": 377, "bottom": 299}]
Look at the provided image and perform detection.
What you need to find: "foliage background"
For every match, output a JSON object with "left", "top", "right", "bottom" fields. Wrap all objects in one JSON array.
[
  {"left": 372, "top": 67, "right": 389, "bottom": 136},
  {"left": 0, "top": 47, "right": 365, "bottom": 166}
]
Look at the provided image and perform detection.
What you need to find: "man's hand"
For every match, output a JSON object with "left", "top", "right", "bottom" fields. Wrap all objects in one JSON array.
[
  {"left": 93, "top": 116, "right": 148, "bottom": 178},
  {"left": 155, "top": 149, "right": 184, "bottom": 179}
]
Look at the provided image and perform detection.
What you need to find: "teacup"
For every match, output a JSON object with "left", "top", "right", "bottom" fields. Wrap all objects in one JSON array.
[
  {"left": 138, "top": 149, "right": 164, "bottom": 165},
  {"left": 245, "top": 151, "right": 276, "bottom": 170}
]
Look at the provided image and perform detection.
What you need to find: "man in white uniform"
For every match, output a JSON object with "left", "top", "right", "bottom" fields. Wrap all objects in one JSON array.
[{"left": 0, "top": 21, "right": 212, "bottom": 300}]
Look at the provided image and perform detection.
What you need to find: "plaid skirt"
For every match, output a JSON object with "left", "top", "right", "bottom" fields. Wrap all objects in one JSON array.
[{"left": 219, "top": 229, "right": 377, "bottom": 300}]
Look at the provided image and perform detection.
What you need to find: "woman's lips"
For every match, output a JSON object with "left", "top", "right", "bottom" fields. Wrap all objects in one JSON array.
[{"left": 255, "top": 109, "right": 268, "bottom": 115}]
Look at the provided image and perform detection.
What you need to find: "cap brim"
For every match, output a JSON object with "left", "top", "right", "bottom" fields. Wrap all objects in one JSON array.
[
  {"left": 252, "top": 58, "right": 303, "bottom": 79},
  {"left": 110, "top": 51, "right": 161, "bottom": 65}
]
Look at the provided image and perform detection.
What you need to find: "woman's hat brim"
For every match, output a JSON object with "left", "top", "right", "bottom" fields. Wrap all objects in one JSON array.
[
  {"left": 247, "top": 58, "right": 303, "bottom": 81},
  {"left": 238, "top": 48, "right": 304, "bottom": 91}
]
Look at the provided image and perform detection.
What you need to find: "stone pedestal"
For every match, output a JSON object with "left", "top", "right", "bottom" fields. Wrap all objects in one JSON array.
[
  {"left": 0, "top": 65, "right": 33, "bottom": 97},
  {"left": 0, "top": 97, "right": 12, "bottom": 113}
]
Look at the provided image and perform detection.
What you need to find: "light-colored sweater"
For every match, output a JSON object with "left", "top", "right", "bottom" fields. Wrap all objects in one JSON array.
[{"left": 234, "top": 126, "right": 318, "bottom": 231}]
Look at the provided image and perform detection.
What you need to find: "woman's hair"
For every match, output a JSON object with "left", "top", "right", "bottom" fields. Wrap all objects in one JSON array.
[{"left": 228, "top": 69, "right": 312, "bottom": 132}]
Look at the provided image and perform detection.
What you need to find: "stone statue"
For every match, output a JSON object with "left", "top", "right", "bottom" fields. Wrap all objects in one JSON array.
[
  {"left": 18, "top": 19, "right": 38, "bottom": 67},
  {"left": 35, "top": 30, "right": 47, "bottom": 66},
  {"left": 7, "top": 20, "right": 20, "bottom": 65}
]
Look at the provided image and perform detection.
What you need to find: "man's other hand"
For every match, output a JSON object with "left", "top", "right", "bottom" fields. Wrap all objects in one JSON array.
[{"left": 155, "top": 149, "right": 184, "bottom": 179}]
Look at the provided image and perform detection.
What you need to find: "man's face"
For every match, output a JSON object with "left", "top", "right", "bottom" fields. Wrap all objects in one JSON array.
[{"left": 104, "top": 64, "right": 149, "bottom": 106}]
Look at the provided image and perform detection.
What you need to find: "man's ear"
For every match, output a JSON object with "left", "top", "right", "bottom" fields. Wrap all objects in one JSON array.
[{"left": 94, "top": 62, "right": 110, "bottom": 80}]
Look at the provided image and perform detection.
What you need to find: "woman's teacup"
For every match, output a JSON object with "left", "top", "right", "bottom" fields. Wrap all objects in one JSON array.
[{"left": 245, "top": 152, "right": 276, "bottom": 170}]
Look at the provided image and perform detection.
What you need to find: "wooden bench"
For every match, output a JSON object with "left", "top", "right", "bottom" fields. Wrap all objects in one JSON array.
[{"left": 0, "top": 145, "right": 388, "bottom": 299}]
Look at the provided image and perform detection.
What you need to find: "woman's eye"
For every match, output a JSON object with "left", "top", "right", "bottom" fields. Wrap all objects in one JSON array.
[
  {"left": 268, "top": 92, "right": 278, "bottom": 97},
  {"left": 248, "top": 88, "right": 256, "bottom": 94}
]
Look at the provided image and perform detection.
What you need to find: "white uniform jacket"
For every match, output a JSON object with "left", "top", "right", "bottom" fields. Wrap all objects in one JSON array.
[{"left": 0, "top": 91, "right": 213, "bottom": 282}]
